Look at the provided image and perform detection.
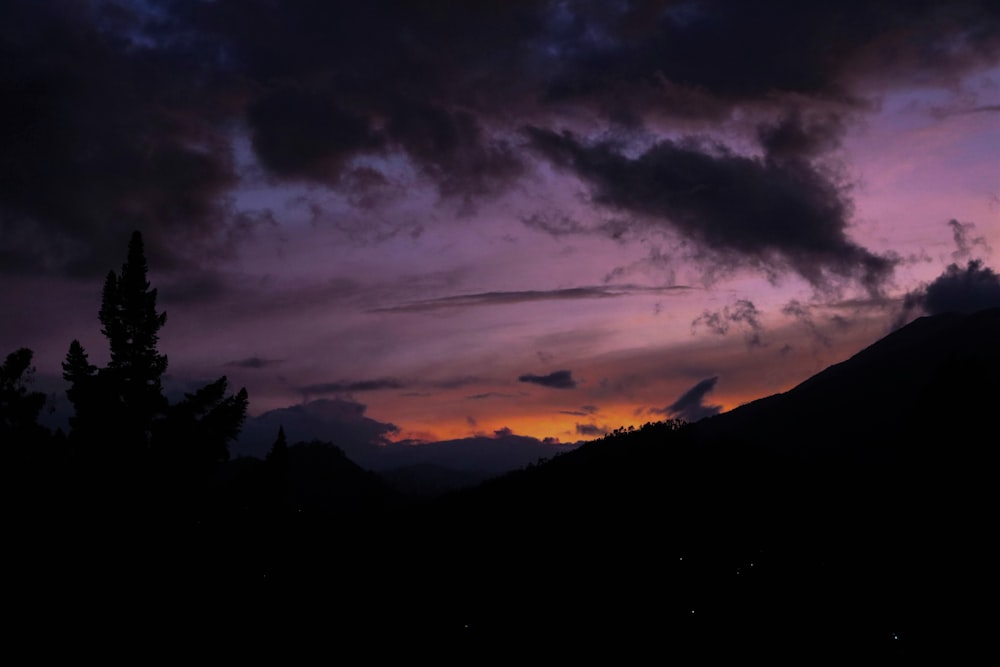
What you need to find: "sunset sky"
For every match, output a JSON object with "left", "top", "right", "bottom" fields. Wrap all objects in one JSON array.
[{"left": 2, "top": 1, "right": 998, "bottom": 458}]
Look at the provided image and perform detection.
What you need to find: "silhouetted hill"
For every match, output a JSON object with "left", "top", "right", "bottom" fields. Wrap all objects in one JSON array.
[
  {"left": 388, "top": 309, "right": 1000, "bottom": 655},
  {"left": 377, "top": 462, "right": 493, "bottom": 497},
  {"left": 236, "top": 399, "right": 579, "bottom": 488},
  {"left": 221, "top": 439, "right": 399, "bottom": 517},
  {"left": 10, "top": 310, "right": 997, "bottom": 657},
  {"left": 692, "top": 307, "right": 1000, "bottom": 463}
]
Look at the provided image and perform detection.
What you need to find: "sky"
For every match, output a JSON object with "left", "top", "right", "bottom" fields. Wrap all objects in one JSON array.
[{"left": 2, "top": 0, "right": 998, "bottom": 463}]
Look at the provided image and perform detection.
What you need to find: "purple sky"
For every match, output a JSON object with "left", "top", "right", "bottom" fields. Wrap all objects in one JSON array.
[{"left": 2, "top": 1, "right": 998, "bottom": 455}]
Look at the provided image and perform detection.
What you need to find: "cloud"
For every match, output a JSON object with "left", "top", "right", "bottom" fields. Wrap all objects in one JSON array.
[
  {"left": 949, "top": 219, "right": 991, "bottom": 261},
  {"left": 518, "top": 370, "right": 577, "bottom": 389},
  {"left": 246, "top": 85, "right": 385, "bottom": 181},
  {"left": 466, "top": 392, "right": 520, "bottom": 401},
  {"left": 896, "top": 219, "right": 1000, "bottom": 325},
  {"left": 300, "top": 378, "right": 405, "bottom": 396},
  {"left": 660, "top": 376, "right": 723, "bottom": 424},
  {"left": 526, "top": 127, "right": 896, "bottom": 292},
  {"left": 902, "top": 260, "right": 1000, "bottom": 318},
  {"left": 0, "top": 1, "right": 240, "bottom": 276},
  {"left": 560, "top": 405, "right": 599, "bottom": 417},
  {"left": 781, "top": 300, "right": 832, "bottom": 347},
  {"left": 692, "top": 299, "right": 765, "bottom": 348},
  {"left": 756, "top": 110, "right": 847, "bottom": 162},
  {"left": 237, "top": 397, "right": 579, "bottom": 476},
  {"left": 4, "top": 0, "right": 998, "bottom": 279},
  {"left": 370, "top": 285, "right": 691, "bottom": 313},
  {"left": 575, "top": 423, "right": 607, "bottom": 437},
  {"left": 300, "top": 375, "right": 482, "bottom": 398},
  {"left": 7, "top": 0, "right": 1000, "bottom": 281},
  {"left": 234, "top": 398, "right": 399, "bottom": 463},
  {"left": 226, "top": 357, "right": 284, "bottom": 370}
]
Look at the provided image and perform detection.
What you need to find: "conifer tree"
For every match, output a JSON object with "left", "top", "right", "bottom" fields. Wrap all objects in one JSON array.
[
  {"left": 63, "top": 230, "right": 249, "bottom": 470},
  {"left": 1, "top": 348, "right": 48, "bottom": 446},
  {"left": 98, "top": 231, "right": 169, "bottom": 445},
  {"left": 266, "top": 426, "right": 289, "bottom": 466},
  {"left": 61, "top": 340, "right": 98, "bottom": 437},
  {"left": 265, "top": 426, "right": 290, "bottom": 508}
]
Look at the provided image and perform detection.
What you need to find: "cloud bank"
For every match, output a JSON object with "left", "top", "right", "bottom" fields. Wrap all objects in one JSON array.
[{"left": 3, "top": 0, "right": 997, "bottom": 286}]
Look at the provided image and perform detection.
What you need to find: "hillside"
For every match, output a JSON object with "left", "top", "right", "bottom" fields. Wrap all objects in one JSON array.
[{"left": 8, "top": 309, "right": 998, "bottom": 658}]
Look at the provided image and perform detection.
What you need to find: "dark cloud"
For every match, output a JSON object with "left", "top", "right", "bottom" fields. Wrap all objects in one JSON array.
[
  {"left": 385, "top": 102, "right": 524, "bottom": 204},
  {"left": 896, "top": 219, "right": 1000, "bottom": 325},
  {"left": 246, "top": 85, "right": 384, "bottom": 181},
  {"left": 0, "top": 1, "right": 240, "bottom": 275},
  {"left": 371, "top": 284, "right": 691, "bottom": 313},
  {"left": 949, "top": 219, "right": 991, "bottom": 261},
  {"left": 692, "top": 299, "right": 765, "bottom": 348},
  {"left": 560, "top": 405, "right": 599, "bottom": 416},
  {"left": 575, "top": 423, "right": 607, "bottom": 437},
  {"left": 225, "top": 357, "right": 283, "bottom": 370},
  {"left": 756, "top": 110, "right": 847, "bottom": 162},
  {"left": 467, "top": 392, "right": 520, "bottom": 400},
  {"left": 4, "top": 0, "right": 998, "bottom": 278},
  {"left": 527, "top": 126, "right": 896, "bottom": 292},
  {"left": 903, "top": 260, "right": 1000, "bottom": 318},
  {"left": 301, "top": 375, "right": 483, "bottom": 397},
  {"left": 301, "top": 378, "right": 406, "bottom": 396},
  {"left": 518, "top": 369, "right": 577, "bottom": 389},
  {"left": 234, "top": 398, "right": 399, "bottom": 463},
  {"left": 661, "top": 376, "right": 723, "bottom": 423}
]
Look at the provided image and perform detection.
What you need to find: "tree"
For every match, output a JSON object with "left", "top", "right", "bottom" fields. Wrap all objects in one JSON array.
[
  {"left": 96, "top": 230, "right": 169, "bottom": 447},
  {"left": 155, "top": 376, "right": 250, "bottom": 474},
  {"left": 63, "top": 230, "right": 249, "bottom": 478},
  {"left": 61, "top": 340, "right": 99, "bottom": 441},
  {"left": 266, "top": 426, "right": 289, "bottom": 467},
  {"left": 1, "top": 348, "right": 48, "bottom": 447},
  {"left": 265, "top": 426, "right": 290, "bottom": 508}
]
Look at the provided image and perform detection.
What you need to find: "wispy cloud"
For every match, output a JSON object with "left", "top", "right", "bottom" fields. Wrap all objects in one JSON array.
[
  {"left": 692, "top": 299, "right": 766, "bottom": 348},
  {"left": 370, "top": 284, "right": 691, "bottom": 313},
  {"left": 225, "top": 357, "right": 284, "bottom": 370}
]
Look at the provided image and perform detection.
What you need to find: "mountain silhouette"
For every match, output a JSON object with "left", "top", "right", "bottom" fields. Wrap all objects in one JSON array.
[
  {"left": 9, "top": 309, "right": 997, "bottom": 658},
  {"left": 382, "top": 308, "right": 1000, "bottom": 655},
  {"left": 692, "top": 306, "right": 1000, "bottom": 461}
]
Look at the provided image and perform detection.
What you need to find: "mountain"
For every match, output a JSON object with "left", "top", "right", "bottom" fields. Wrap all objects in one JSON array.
[
  {"left": 14, "top": 310, "right": 996, "bottom": 657},
  {"left": 379, "top": 308, "right": 1000, "bottom": 655},
  {"left": 236, "top": 399, "right": 580, "bottom": 493},
  {"left": 691, "top": 307, "right": 1000, "bottom": 463}
]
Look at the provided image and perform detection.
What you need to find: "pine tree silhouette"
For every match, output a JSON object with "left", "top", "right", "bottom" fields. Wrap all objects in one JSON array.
[
  {"left": 61, "top": 339, "right": 99, "bottom": 443},
  {"left": 98, "top": 231, "right": 169, "bottom": 448},
  {"left": 63, "top": 231, "right": 249, "bottom": 490},
  {"left": 1, "top": 348, "right": 48, "bottom": 448}
]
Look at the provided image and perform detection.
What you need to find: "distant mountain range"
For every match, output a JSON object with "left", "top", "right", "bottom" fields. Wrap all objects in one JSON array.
[{"left": 235, "top": 397, "right": 581, "bottom": 494}]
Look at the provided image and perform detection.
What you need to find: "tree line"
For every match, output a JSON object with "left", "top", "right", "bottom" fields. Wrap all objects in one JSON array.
[{"left": 2, "top": 231, "right": 249, "bottom": 511}]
